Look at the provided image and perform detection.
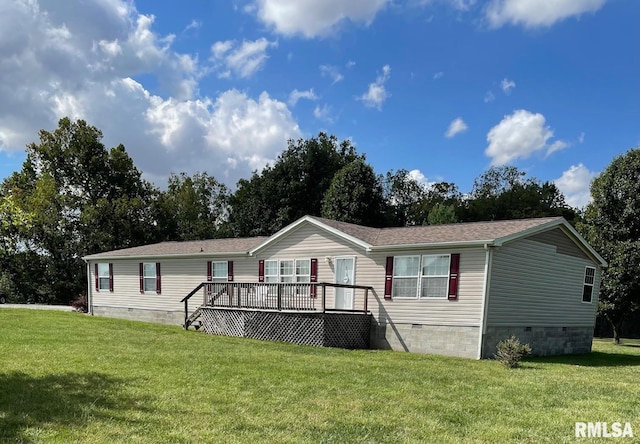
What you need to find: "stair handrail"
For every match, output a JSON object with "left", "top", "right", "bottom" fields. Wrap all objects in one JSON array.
[{"left": 181, "top": 282, "right": 208, "bottom": 329}]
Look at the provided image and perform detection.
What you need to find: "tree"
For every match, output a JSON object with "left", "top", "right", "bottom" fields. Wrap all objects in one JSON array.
[
  {"left": 0, "top": 118, "right": 159, "bottom": 304},
  {"left": 464, "top": 166, "right": 576, "bottom": 222},
  {"left": 383, "top": 169, "right": 428, "bottom": 226},
  {"left": 156, "top": 172, "right": 230, "bottom": 241},
  {"left": 227, "top": 133, "right": 363, "bottom": 236},
  {"left": 579, "top": 148, "right": 640, "bottom": 343},
  {"left": 321, "top": 160, "right": 385, "bottom": 226},
  {"left": 427, "top": 203, "right": 458, "bottom": 225}
]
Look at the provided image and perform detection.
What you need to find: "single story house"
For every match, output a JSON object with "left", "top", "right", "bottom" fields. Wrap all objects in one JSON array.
[{"left": 83, "top": 215, "right": 606, "bottom": 359}]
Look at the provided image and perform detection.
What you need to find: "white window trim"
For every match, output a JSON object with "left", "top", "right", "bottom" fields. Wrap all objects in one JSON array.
[
  {"left": 97, "top": 263, "right": 111, "bottom": 291},
  {"left": 142, "top": 262, "right": 157, "bottom": 293},
  {"left": 582, "top": 266, "right": 596, "bottom": 304},
  {"left": 392, "top": 254, "right": 451, "bottom": 300},
  {"left": 210, "top": 260, "right": 228, "bottom": 282},
  {"left": 264, "top": 258, "right": 311, "bottom": 283}
]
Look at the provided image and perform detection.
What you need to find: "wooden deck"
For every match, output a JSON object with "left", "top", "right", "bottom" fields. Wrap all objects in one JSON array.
[{"left": 182, "top": 282, "right": 373, "bottom": 349}]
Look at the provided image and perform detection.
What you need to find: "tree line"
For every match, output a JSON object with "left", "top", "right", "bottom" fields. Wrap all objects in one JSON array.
[{"left": 0, "top": 118, "right": 637, "bottom": 342}]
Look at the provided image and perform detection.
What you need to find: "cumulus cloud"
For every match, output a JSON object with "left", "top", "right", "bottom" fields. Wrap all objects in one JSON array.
[
  {"left": 359, "top": 65, "right": 391, "bottom": 110},
  {"left": 501, "top": 78, "right": 515, "bottom": 94},
  {"left": 485, "top": 0, "right": 608, "bottom": 28},
  {"left": 485, "top": 110, "right": 568, "bottom": 165},
  {"left": 288, "top": 88, "right": 318, "bottom": 106},
  {"left": 0, "top": 0, "right": 300, "bottom": 187},
  {"left": 445, "top": 118, "right": 468, "bottom": 138},
  {"left": 210, "top": 38, "right": 277, "bottom": 78},
  {"left": 554, "top": 163, "right": 597, "bottom": 209},
  {"left": 251, "top": 0, "right": 390, "bottom": 38}
]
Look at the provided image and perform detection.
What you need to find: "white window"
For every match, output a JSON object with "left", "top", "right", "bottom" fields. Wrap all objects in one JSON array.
[
  {"left": 393, "top": 254, "right": 451, "bottom": 299},
  {"left": 583, "top": 266, "right": 595, "bottom": 303},
  {"left": 211, "top": 261, "right": 228, "bottom": 282},
  {"left": 97, "top": 263, "right": 111, "bottom": 291},
  {"left": 392, "top": 256, "right": 420, "bottom": 298},
  {"left": 296, "top": 259, "right": 311, "bottom": 283},
  {"left": 421, "top": 255, "right": 450, "bottom": 298},
  {"left": 265, "top": 260, "right": 279, "bottom": 283},
  {"left": 264, "top": 259, "right": 311, "bottom": 283},
  {"left": 143, "top": 263, "right": 157, "bottom": 292}
]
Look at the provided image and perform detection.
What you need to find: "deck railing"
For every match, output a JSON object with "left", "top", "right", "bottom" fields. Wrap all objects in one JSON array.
[{"left": 181, "top": 282, "right": 373, "bottom": 329}]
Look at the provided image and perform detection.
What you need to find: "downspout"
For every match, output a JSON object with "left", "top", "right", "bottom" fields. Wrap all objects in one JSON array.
[
  {"left": 84, "top": 260, "right": 93, "bottom": 315},
  {"left": 477, "top": 243, "right": 494, "bottom": 359}
]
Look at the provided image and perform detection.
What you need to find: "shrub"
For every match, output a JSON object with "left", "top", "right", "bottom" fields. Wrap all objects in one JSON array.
[
  {"left": 71, "top": 294, "right": 88, "bottom": 313},
  {"left": 494, "top": 335, "right": 532, "bottom": 368}
]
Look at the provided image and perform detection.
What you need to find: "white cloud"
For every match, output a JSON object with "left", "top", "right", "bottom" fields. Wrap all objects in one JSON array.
[
  {"left": 578, "top": 132, "right": 585, "bottom": 144},
  {"left": 288, "top": 88, "right": 318, "bottom": 106},
  {"left": 501, "top": 78, "right": 515, "bottom": 94},
  {"left": 210, "top": 38, "right": 277, "bottom": 79},
  {"left": 485, "top": 110, "right": 568, "bottom": 165},
  {"left": 359, "top": 64, "right": 391, "bottom": 110},
  {"left": 313, "top": 104, "right": 333, "bottom": 123},
  {"left": 445, "top": 118, "right": 468, "bottom": 138},
  {"left": 346, "top": 60, "right": 356, "bottom": 68},
  {"left": 408, "top": 169, "right": 430, "bottom": 188},
  {"left": 486, "top": 0, "right": 608, "bottom": 28},
  {"left": 433, "top": 71, "right": 444, "bottom": 80},
  {"left": 0, "top": 0, "right": 301, "bottom": 187},
  {"left": 320, "top": 64, "right": 344, "bottom": 84},
  {"left": 554, "top": 163, "right": 597, "bottom": 208},
  {"left": 184, "top": 19, "right": 201, "bottom": 33},
  {"left": 251, "top": 0, "right": 390, "bottom": 38},
  {"left": 484, "top": 91, "right": 495, "bottom": 103}
]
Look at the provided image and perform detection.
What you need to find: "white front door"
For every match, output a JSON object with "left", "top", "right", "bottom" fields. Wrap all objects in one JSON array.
[{"left": 334, "top": 257, "right": 355, "bottom": 310}]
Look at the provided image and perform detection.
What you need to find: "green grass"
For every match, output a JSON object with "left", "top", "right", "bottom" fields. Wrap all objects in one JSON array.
[{"left": 1, "top": 310, "right": 639, "bottom": 443}]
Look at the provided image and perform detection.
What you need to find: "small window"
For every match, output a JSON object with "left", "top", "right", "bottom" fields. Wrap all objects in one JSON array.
[
  {"left": 97, "top": 263, "right": 111, "bottom": 291},
  {"left": 582, "top": 266, "right": 595, "bottom": 303},
  {"left": 211, "top": 261, "right": 227, "bottom": 282},
  {"left": 280, "top": 260, "right": 294, "bottom": 283},
  {"left": 295, "top": 259, "right": 311, "bottom": 283},
  {"left": 143, "top": 263, "right": 157, "bottom": 292},
  {"left": 264, "top": 260, "right": 278, "bottom": 283}
]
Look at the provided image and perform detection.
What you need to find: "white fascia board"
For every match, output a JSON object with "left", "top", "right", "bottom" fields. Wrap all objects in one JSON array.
[
  {"left": 368, "top": 240, "right": 492, "bottom": 252},
  {"left": 249, "top": 215, "right": 372, "bottom": 255},
  {"left": 82, "top": 252, "right": 251, "bottom": 261}
]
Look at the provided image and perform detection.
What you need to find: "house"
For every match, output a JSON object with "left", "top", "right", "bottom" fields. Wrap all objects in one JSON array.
[{"left": 83, "top": 215, "right": 606, "bottom": 359}]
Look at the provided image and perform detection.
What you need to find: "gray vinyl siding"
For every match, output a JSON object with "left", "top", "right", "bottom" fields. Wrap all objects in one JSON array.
[
  {"left": 526, "top": 228, "right": 591, "bottom": 260},
  {"left": 256, "top": 224, "right": 487, "bottom": 326},
  {"left": 486, "top": 237, "right": 600, "bottom": 327}
]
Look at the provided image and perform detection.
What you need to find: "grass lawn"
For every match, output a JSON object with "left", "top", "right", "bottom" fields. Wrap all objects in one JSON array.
[{"left": 1, "top": 310, "right": 639, "bottom": 443}]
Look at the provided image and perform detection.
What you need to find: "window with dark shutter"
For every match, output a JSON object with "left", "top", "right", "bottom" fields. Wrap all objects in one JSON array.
[
  {"left": 108, "top": 263, "right": 114, "bottom": 292},
  {"left": 258, "top": 260, "right": 265, "bottom": 282},
  {"left": 95, "top": 263, "right": 99, "bottom": 291},
  {"left": 384, "top": 256, "right": 394, "bottom": 300},
  {"left": 228, "top": 261, "right": 234, "bottom": 282},
  {"left": 448, "top": 253, "right": 460, "bottom": 301},
  {"left": 310, "top": 258, "right": 318, "bottom": 298},
  {"left": 139, "top": 263, "right": 144, "bottom": 293},
  {"left": 155, "top": 263, "right": 161, "bottom": 294}
]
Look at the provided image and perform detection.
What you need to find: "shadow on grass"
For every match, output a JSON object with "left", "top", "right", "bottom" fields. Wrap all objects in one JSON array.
[
  {"left": 530, "top": 351, "right": 640, "bottom": 368},
  {"left": 0, "top": 371, "right": 152, "bottom": 442}
]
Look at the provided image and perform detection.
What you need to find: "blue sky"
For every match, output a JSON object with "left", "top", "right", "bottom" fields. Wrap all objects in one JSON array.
[{"left": 1, "top": 0, "right": 638, "bottom": 208}]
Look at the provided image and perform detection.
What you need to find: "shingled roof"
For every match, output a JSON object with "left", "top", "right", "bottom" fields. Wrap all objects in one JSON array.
[
  {"left": 84, "top": 236, "right": 267, "bottom": 259},
  {"left": 309, "top": 216, "right": 563, "bottom": 247},
  {"left": 84, "top": 215, "right": 606, "bottom": 266}
]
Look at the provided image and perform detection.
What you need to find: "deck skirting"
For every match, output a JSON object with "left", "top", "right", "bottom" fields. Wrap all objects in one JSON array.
[{"left": 199, "top": 307, "right": 372, "bottom": 349}]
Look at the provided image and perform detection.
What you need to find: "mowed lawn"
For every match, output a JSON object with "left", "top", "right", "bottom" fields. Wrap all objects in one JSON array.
[{"left": 1, "top": 310, "right": 639, "bottom": 443}]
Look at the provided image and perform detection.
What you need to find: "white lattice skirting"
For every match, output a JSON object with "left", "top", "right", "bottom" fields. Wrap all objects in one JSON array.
[{"left": 199, "top": 308, "right": 372, "bottom": 349}]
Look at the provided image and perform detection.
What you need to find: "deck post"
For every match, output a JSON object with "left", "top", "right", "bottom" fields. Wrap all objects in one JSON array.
[
  {"left": 277, "top": 285, "right": 282, "bottom": 311},
  {"left": 184, "top": 299, "right": 188, "bottom": 329},
  {"left": 364, "top": 288, "right": 368, "bottom": 313},
  {"left": 322, "top": 284, "right": 326, "bottom": 313}
]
